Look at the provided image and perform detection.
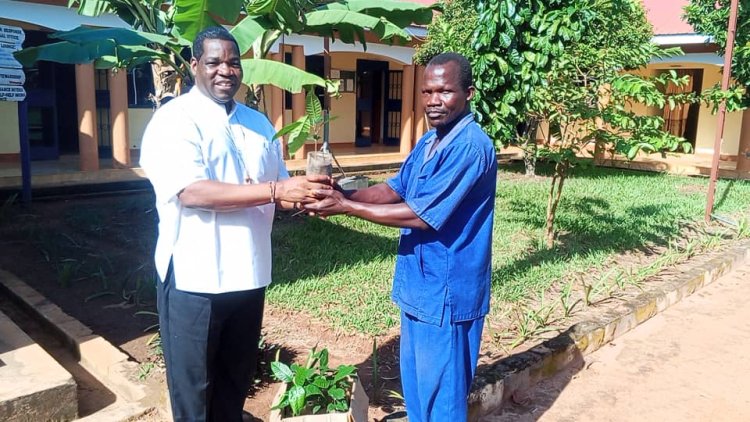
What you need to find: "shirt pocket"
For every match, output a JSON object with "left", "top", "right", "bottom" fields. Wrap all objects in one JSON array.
[
  {"left": 417, "top": 241, "right": 449, "bottom": 308},
  {"left": 241, "top": 131, "right": 280, "bottom": 183}
]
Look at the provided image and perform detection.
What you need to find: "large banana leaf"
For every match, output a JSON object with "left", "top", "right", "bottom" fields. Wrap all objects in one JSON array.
[
  {"left": 173, "top": 0, "right": 245, "bottom": 42},
  {"left": 317, "top": 1, "right": 436, "bottom": 28},
  {"left": 230, "top": 16, "right": 268, "bottom": 56},
  {"left": 15, "top": 26, "right": 185, "bottom": 69},
  {"left": 15, "top": 40, "right": 116, "bottom": 66},
  {"left": 270, "top": 0, "right": 306, "bottom": 33},
  {"left": 241, "top": 59, "right": 326, "bottom": 92},
  {"left": 245, "top": 0, "right": 280, "bottom": 15},
  {"left": 68, "top": 0, "right": 164, "bottom": 31},
  {"left": 14, "top": 38, "right": 170, "bottom": 69},
  {"left": 68, "top": 0, "right": 113, "bottom": 16},
  {"left": 304, "top": 9, "right": 410, "bottom": 45},
  {"left": 94, "top": 44, "right": 174, "bottom": 69},
  {"left": 51, "top": 26, "right": 189, "bottom": 48}
]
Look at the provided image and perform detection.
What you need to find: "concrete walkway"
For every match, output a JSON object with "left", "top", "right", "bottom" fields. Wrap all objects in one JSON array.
[{"left": 484, "top": 259, "right": 750, "bottom": 422}]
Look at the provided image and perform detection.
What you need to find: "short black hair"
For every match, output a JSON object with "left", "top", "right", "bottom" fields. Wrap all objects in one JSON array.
[
  {"left": 192, "top": 26, "right": 240, "bottom": 60},
  {"left": 427, "top": 52, "right": 473, "bottom": 91}
]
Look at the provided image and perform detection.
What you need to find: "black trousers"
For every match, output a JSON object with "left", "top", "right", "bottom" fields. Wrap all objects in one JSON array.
[{"left": 157, "top": 262, "right": 266, "bottom": 422}]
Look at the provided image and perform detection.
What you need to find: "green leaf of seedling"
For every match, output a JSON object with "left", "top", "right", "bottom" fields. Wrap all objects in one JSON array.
[
  {"left": 282, "top": 115, "right": 312, "bottom": 156},
  {"left": 334, "top": 400, "right": 349, "bottom": 411},
  {"left": 305, "top": 384, "right": 323, "bottom": 397},
  {"left": 270, "top": 393, "right": 289, "bottom": 410},
  {"left": 294, "top": 367, "right": 315, "bottom": 386},
  {"left": 313, "top": 375, "right": 332, "bottom": 389},
  {"left": 333, "top": 365, "right": 356, "bottom": 382},
  {"left": 627, "top": 145, "right": 640, "bottom": 160},
  {"left": 318, "top": 348, "right": 329, "bottom": 370},
  {"left": 273, "top": 119, "right": 304, "bottom": 140},
  {"left": 288, "top": 385, "right": 306, "bottom": 416},
  {"left": 271, "top": 361, "right": 294, "bottom": 383},
  {"left": 328, "top": 387, "right": 346, "bottom": 400}
]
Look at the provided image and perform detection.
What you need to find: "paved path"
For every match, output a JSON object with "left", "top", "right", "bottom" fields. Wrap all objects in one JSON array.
[{"left": 482, "top": 259, "right": 750, "bottom": 422}]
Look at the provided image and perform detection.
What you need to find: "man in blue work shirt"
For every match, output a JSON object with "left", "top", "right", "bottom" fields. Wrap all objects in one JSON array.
[{"left": 306, "top": 52, "right": 496, "bottom": 421}]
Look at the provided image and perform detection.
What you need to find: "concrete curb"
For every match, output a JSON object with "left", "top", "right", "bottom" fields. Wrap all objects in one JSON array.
[
  {"left": 0, "top": 310, "right": 78, "bottom": 421},
  {"left": 468, "top": 239, "right": 750, "bottom": 421},
  {"left": 0, "top": 270, "right": 155, "bottom": 420}
]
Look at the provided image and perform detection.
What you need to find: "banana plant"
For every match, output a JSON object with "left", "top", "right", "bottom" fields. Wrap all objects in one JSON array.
[
  {"left": 229, "top": 0, "right": 435, "bottom": 152},
  {"left": 15, "top": 0, "right": 436, "bottom": 154}
]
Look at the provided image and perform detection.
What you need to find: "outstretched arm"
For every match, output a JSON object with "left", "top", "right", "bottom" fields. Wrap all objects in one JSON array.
[
  {"left": 304, "top": 189, "right": 430, "bottom": 230},
  {"left": 178, "top": 175, "right": 332, "bottom": 212},
  {"left": 341, "top": 182, "right": 404, "bottom": 204}
]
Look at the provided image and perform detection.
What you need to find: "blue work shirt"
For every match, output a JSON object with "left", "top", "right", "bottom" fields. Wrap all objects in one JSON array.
[{"left": 387, "top": 113, "right": 497, "bottom": 325}]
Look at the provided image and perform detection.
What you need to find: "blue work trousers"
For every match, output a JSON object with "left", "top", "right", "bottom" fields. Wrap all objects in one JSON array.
[
  {"left": 400, "top": 310, "right": 484, "bottom": 422},
  {"left": 157, "top": 262, "right": 265, "bottom": 422}
]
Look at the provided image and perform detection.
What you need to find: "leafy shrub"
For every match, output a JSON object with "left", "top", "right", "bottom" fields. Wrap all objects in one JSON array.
[{"left": 271, "top": 346, "right": 357, "bottom": 417}]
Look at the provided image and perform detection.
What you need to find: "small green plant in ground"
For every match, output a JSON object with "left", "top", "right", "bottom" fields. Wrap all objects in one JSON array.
[
  {"left": 56, "top": 258, "right": 80, "bottom": 288},
  {"left": 737, "top": 217, "right": 750, "bottom": 239},
  {"left": 271, "top": 346, "right": 356, "bottom": 417},
  {"left": 137, "top": 361, "right": 155, "bottom": 380},
  {"left": 559, "top": 280, "right": 581, "bottom": 318},
  {"left": 0, "top": 194, "right": 17, "bottom": 222},
  {"left": 370, "top": 338, "right": 379, "bottom": 402},
  {"left": 136, "top": 331, "right": 164, "bottom": 381}
]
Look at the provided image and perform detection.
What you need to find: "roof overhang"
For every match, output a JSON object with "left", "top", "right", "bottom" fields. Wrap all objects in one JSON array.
[
  {"left": 0, "top": 0, "right": 128, "bottom": 31},
  {"left": 653, "top": 34, "right": 712, "bottom": 46},
  {"left": 650, "top": 52, "right": 723, "bottom": 66}
]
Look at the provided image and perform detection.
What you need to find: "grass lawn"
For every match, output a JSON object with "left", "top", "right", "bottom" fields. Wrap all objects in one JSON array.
[{"left": 268, "top": 164, "right": 750, "bottom": 336}]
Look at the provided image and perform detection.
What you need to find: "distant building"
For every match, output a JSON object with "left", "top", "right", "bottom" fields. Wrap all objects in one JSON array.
[{"left": 636, "top": 0, "right": 749, "bottom": 171}]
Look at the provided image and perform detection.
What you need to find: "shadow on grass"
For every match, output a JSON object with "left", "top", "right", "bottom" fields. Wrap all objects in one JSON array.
[
  {"left": 714, "top": 179, "right": 735, "bottom": 211},
  {"left": 271, "top": 213, "right": 398, "bottom": 287},
  {"left": 501, "top": 160, "right": 676, "bottom": 181},
  {"left": 493, "top": 177, "right": 696, "bottom": 296}
]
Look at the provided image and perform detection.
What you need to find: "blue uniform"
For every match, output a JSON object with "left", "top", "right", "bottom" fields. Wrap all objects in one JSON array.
[{"left": 387, "top": 113, "right": 496, "bottom": 421}]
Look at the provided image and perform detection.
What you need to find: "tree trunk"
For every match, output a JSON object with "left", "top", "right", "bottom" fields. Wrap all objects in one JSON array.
[
  {"left": 593, "top": 139, "right": 606, "bottom": 166},
  {"left": 522, "top": 118, "right": 539, "bottom": 177},
  {"left": 245, "top": 84, "right": 262, "bottom": 110},
  {"left": 545, "top": 161, "right": 568, "bottom": 248},
  {"left": 150, "top": 59, "right": 182, "bottom": 108}
]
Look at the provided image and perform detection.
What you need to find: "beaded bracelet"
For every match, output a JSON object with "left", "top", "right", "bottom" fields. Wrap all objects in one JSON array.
[{"left": 269, "top": 181, "right": 276, "bottom": 204}]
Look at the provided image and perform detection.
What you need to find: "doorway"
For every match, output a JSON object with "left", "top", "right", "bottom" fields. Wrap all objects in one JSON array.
[
  {"left": 24, "top": 31, "right": 78, "bottom": 160},
  {"left": 355, "top": 59, "right": 388, "bottom": 147},
  {"left": 661, "top": 68, "right": 703, "bottom": 149}
]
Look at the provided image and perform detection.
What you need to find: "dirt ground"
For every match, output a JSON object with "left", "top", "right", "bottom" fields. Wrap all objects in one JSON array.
[
  {"left": 0, "top": 185, "right": 745, "bottom": 421},
  {"left": 0, "top": 191, "right": 406, "bottom": 421},
  {"left": 483, "top": 259, "right": 750, "bottom": 422}
]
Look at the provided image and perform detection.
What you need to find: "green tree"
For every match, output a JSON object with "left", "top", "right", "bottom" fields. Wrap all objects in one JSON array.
[
  {"left": 685, "top": 0, "right": 749, "bottom": 109},
  {"left": 470, "top": 0, "right": 592, "bottom": 176},
  {"left": 413, "top": 0, "right": 475, "bottom": 65},
  {"left": 413, "top": 0, "right": 693, "bottom": 246},
  {"left": 535, "top": 0, "right": 692, "bottom": 247},
  {"left": 414, "top": 0, "right": 592, "bottom": 176},
  {"left": 16, "top": 0, "right": 434, "bottom": 154}
]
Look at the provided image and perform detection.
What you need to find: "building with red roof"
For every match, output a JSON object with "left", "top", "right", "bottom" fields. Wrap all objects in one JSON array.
[{"left": 635, "top": 0, "right": 749, "bottom": 167}]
